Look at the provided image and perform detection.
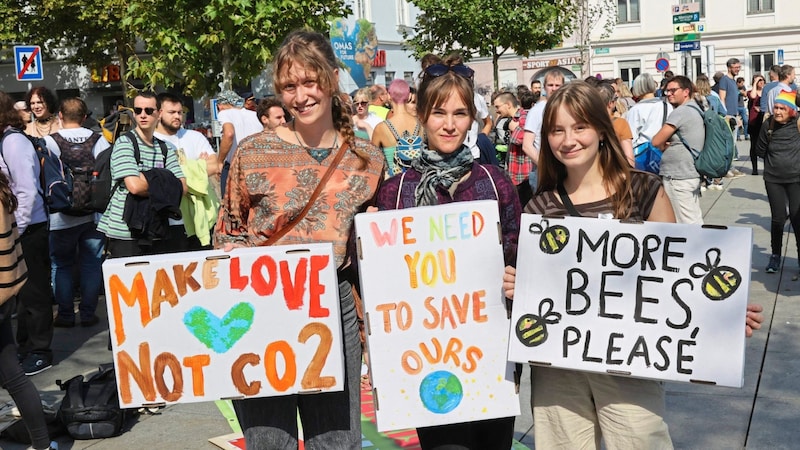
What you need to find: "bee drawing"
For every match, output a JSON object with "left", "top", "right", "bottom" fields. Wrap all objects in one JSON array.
[
  {"left": 690, "top": 248, "right": 742, "bottom": 301},
  {"left": 515, "top": 298, "right": 562, "bottom": 347},
  {"left": 529, "top": 219, "right": 570, "bottom": 254}
]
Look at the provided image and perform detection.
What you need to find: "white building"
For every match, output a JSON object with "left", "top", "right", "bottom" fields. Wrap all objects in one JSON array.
[{"left": 470, "top": 0, "right": 797, "bottom": 92}]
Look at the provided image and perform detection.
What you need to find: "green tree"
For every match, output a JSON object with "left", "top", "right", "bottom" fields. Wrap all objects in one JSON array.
[
  {"left": 125, "top": 0, "right": 351, "bottom": 96},
  {"left": 573, "top": 0, "right": 616, "bottom": 77},
  {"left": 406, "top": 0, "right": 576, "bottom": 91},
  {"left": 0, "top": 0, "right": 139, "bottom": 103}
]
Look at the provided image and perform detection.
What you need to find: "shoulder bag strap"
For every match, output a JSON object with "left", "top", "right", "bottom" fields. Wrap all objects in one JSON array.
[
  {"left": 264, "top": 141, "right": 350, "bottom": 246},
  {"left": 395, "top": 170, "right": 408, "bottom": 209},
  {"left": 661, "top": 98, "right": 668, "bottom": 125},
  {"left": 556, "top": 183, "right": 582, "bottom": 217}
]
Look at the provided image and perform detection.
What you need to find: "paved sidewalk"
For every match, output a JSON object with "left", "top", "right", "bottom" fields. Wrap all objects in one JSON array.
[{"left": 2, "top": 144, "right": 798, "bottom": 449}]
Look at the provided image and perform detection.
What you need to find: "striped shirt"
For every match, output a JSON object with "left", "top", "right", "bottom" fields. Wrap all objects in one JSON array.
[{"left": 97, "top": 131, "right": 184, "bottom": 239}]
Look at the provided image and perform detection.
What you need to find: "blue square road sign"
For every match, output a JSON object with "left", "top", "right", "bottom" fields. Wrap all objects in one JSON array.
[{"left": 14, "top": 46, "right": 44, "bottom": 81}]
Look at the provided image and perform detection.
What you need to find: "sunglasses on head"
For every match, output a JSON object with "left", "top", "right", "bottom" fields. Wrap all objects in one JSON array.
[
  {"left": 133, "top": 107, "right": 157, "bottom": 116},
  {"left": 423, "top": 63, "right": 475, "bottom": 81}
]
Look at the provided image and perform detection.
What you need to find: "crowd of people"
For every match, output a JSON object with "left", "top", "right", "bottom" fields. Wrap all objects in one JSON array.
[{"left": 0, "top": 28, "right": 790, "bottom": 449}]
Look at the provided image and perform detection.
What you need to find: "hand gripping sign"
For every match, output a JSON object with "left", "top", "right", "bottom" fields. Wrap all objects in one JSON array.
[
  {"left": 103, "top": 244, "right": 344, "bottom": 408},
  {"left": 508, "top": 215, "right": 752, "bottom": 388},
  {"left": 355, "top": 200, "right": 519, "bottom": 432}
]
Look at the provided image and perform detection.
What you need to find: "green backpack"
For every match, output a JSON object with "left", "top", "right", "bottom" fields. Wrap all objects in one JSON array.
[{"left": 677, "top": 103, "right": 734, "bottom": 179}]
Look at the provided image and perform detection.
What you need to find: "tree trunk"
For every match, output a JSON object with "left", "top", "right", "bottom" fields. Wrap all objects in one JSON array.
[
  {"left": 493, "top": 51, "right": 500, "bottom": 92},
  {"left": 221, "top": 41, "right": 232, "bottom": 91}
]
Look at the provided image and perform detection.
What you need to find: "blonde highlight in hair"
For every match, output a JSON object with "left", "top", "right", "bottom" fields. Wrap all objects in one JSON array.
[
  {"left": 273, "top": 29, "right": 369, "bottom": 168},
  {"left": 417, "top": 72, "right": 476, "bottom": 125},
  {"left": 537, "top": 81, "right": 634, "bottom": 219}
]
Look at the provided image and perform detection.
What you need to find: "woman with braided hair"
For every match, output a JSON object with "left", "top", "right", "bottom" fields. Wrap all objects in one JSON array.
[{"left": 214, "top": 29, "right": 385, "bottom": 449}]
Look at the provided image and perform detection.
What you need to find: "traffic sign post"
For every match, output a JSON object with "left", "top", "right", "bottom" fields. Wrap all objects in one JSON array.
[
  {"left": 672, "top": 12, "right": 699, "bottom": 24},
  {"left": 14, "top": 45, "right": 43, "bottom": 81},
  {"left": 674, "top": 41, "right": 701, "bottom": 52},
  {"left": 672, "top": 3, "right": 702, "bottom": 54},
  {"left": 656, "top": 58, "right": 670, "bottom": 72}
]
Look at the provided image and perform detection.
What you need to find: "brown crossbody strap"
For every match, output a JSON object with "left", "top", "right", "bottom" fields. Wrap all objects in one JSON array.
[{"left": 264, "top": 141, "right": 349, "bottom": 246}]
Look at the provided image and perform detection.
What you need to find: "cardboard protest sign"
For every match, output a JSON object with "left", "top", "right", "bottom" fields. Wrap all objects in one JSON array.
[
  {"left": 508, "top": 215, "right": 752, "bottom": 388},
  {"left": 355, "top": 200, "right": 520, "bottom": 432},
  {"left": 103, "top": 244, "right": 344, "bottom": 408}
]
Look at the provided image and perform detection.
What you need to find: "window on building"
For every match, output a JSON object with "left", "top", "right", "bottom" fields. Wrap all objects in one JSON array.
[
  {"left": 385, "top": 72, "right": 395, "bottom": 86},
  {"left": 618, "top": 60, "right": 641, "bottom": 85},
  {"left": 679, "top": 0, "right": 705, "bottom": 17},
  {"left": 404, "top": 72, "right": 415, "bottom": 84},
  {"left": 356, "top": 0, "right": 371, "bottom": 20},
  {"left": 693, "top": 56, "right": 702, "bottom": 79},
  {"left": 397, "top": 0, "right": 410, "bottom": 26},
  {"left": 617, "top": 0, "right": 640, "bottom": 24},
  {"left": 748, "top": 0, "right": 774, "bottom": 14},
  {"left": 750, "top": 52, "right": 775, "bottom": 75}
]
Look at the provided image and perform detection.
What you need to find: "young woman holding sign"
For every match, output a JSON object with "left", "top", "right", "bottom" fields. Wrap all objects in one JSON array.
[
  {"left": 502, "top": 81, "right": 764, "bottom": 448},
  {"left": 371, "top": 62, "right": 522, "bottom": 449},
  {"left": 214, "top": 30, "right": 385, "bottom": 449}
]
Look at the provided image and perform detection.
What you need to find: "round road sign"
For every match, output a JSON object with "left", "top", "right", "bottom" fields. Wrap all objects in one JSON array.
[{"left": 656, "top": 58, "right": 670, "bottom": 72}]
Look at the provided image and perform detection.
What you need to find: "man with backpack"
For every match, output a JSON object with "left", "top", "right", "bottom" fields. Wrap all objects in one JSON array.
[
  {"left": 44, "top": 98, "right": 109, "bottom": 329},
  {"left": 96, "top": 91, "right": 186, "bottom": 258},
  {"left": 652, "top": 75, "right": 706, "bottom": 225},
  {"left": 0, "top": 92, "right": 53, "bottom": 376}
]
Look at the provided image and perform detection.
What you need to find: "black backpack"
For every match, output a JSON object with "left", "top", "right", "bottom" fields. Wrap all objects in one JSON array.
[
  {"left": 57, "top": 363, "right": 134, "bottom": 439},
  {"left": 89, "top": 130, "right": 169, "bottom": 213},
  {"left": 50, "top": 132, "right": 102, "bottom": 216}
]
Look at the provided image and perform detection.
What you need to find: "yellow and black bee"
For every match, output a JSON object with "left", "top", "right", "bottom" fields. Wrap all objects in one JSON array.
[
  {"left": 690, "top": 248, "right": 742, "bottom": 301},
  {"left": 515, "top": 298, "right": 562, "bottom": 347},
  {"left": 529, "top": 219, "right": 570, "bottom": 255}
]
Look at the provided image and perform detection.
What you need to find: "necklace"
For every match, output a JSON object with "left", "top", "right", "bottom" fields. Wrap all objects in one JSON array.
[
  {"left": 293, "top": 127, "right": 338, "bottom": 163},
  {"left": 34, "top": 119, "right": 55, "bottom": 137}
]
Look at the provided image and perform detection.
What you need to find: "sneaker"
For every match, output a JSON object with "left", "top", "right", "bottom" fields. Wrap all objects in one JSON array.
[
  {"left": 700, "top": 185, "right": 707, "bottom": 193},
  {"left": 21, "top": 353, "right": 52, "bottom": 376},
  {"left": 27, "top": 442, "right": 59, "bottom": 450},
  {"left": 766, "top": 254, "right": 781, "bottom": 273},
  {"left": 80, "top": 315, "right": 100, "bottom": 327},
  {"left": 725, "top": 169, "right": 746, "bottom": 178},
  {"left": 709, "top": 182, "right": 724, "bottom": 191},
  {"left": 52, "top": 316, "right": 74, "bottom": 328}
]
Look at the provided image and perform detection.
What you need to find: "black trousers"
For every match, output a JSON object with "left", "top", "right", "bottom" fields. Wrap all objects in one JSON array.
[{"left": 15, "top": 222, "right": 53, "bottom": 357}]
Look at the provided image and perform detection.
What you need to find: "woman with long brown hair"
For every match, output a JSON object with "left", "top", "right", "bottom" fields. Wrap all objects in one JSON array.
[{"left": 214, "top": 29, "right": 385, "bottom": 449}]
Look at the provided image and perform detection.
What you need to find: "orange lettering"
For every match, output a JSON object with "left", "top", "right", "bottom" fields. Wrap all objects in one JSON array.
[
  {"left": 401, "top": 350, "right": 422, "bottom": 375},
  {"left": 231, "top": 353, "right": 261, "bottom": 396},
  {"left": 397, "top": 301, "right": 413, "bottom": 331},
  {"left": 251, "top": 255, "right": 277, "bottom": 296},
  {"left": 265, "top": 341, "right": 296, "bottom": 392},
  {"left": 173, "top": 262, "right": 201, "bottom": 296},
  {"left": 443, "top": 337, "right": 463, "bottom": 366},
  {"left": 376, "top": 303, "right": 397, "bottom": 333},
  {"left": 183, "top": 355, "right": 210, "bottom": 397},
  {"left": 109, "top": 272, "right": 150, "bottom": 346},
  {"left": 422, "top": 297, "right": 438, "bottom": 329},
  {"left": 403, "top": 252, "right": 420, "bottom": 289},
  {"left": 440, "top": 296, "right": 456, "bottom": 329},
  {"left": 281, "top": 258, "right": 307, "bottom": 310},
  {"left": 419, "top": 337, "right": 442, "bottom": 364},
  {"left": 401, "top": 217, "right": 416, "bottom": 244},
  {"left": 299, "top": 322, "right": 336, "bottom": 389},
  {"left": 462, "top": 346, "right": 483, "bottom": 373},
  {"left": 230, "top": 257, "right": 249, "bottom": 291},
  {"left": 152, "top": 268, "right": 178, "bottom": 319},
  {"left": 438, "top": 249, "right": 456, "bottom": 284},
  {"left": 472, "top": 290, "right": 488, "bottom": 323},
  {"left": 154, "top": 352, "right": 183, "bottom": 402},
  {"left": 308, "top": 255, "right": 330, "bottom": 318},
  {"left": 202, "top": 259, "right": 220, "bottom": 289},
  {"left": 472, "top": 211, "right": 484, "bottom": 236},
  {"left": 451, "top": 292, "right": 470, "bottom": 324},
  {"left": 116, "top": 342, "right": 156, "bottom": 404}
]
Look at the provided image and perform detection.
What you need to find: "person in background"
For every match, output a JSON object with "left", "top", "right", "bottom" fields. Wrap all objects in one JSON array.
[
  {"left": 737, "top": 76, "right": 749, "bottom": 141},
  {"left": 628, "top": 72, "right": 673, "bottom": 158},
  {"left": 755, "top": 90, "right": 800, "bottom": 274},
  {"left": 407, "top": 86, "right": 418, "bottom": 116},
  {"left": 214, "top": 29, "right": 384, "bottom": 450},
  {"left": 522, "top": 70, "right": 565, "bottom": 190},
  {"left": 372, "top": 79, "right": 423, "bottom": 176},
  {"left": 0, "top": 91, "right": 53, "bottom": 376},
  {"left": 25, "top": 86, "right": 59, "bottom": 138},
  {"left": 615, "top": 79, "right": 636, "bottom": 115},
  {"left": 374, "top": 56, "right": 521, "bottom": 450},
  {"left": 241, "top": 91, "right": 258, "bottom": 112},
  {"left": 352, "top": 87, "right": 382, "bottom": 140},
  {"left": 748, "top": 74, "right": 766, "bottom": 175},
  {"left": 368, "top": 84, "right": 391, "bottom": 120},
  {"left": 215, "top": 90, "right": 261, "bottom": 198},
  {"left": 695, "top": 74, "right": 732, "bottom": 190},
  {"left": 0, "top": 165, "right": 58, "bottom": 450},
  {"left": 530, "top": 79, "right": 542, "bottom": 98},
  {"left": 598, "top": 80, "right": 634, "bottom": 166},
  {"left": 256, "top": 97, "right": 287, "bottom": 131},
  {"left": 655, "top": 70, "right": 674, "bottom": 97},
  {"left": 45, "top": 98, "right": 109, "bottom": 329},
  {"left": 503, "top": 81, "right": 764, "bottom": 449},
  {"left": 13, "top": 101, "right": 31, "bottom": 124}
]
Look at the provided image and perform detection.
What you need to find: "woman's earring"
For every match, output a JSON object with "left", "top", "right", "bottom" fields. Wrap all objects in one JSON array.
[{"left": 599, "top": 139, "right": 605, "bottom": 150}]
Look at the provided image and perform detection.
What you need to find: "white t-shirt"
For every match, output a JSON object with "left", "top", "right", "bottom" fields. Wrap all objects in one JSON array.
[
  {"left": 44, "top": 127, "right": 110, "bottom": 231},
  {"left": 363, "top": 112, "right": 384, "bottom": 131},
  {"left": 465, "top": 93, "right": 490, "bottom": 158},
  {"left": 218, "top": 107, "right": 262, "bottom": 163},
  {"left": 523, "top": 100, "right": 547, "bottom": 153},
  {"left": 154, "top": 128, "right": 215, "bottom": 226}
]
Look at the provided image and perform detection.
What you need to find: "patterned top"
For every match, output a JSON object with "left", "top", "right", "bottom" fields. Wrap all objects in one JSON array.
[
  {"left": 96, "top": 132, "right": 183, "bottom": 239},
  {"left": 375, "top": 163, "right": 521, "bottom": 266},
  {"left": 506, "top": 109, "right": 533, "bottom": 185},
  {"left": 214, "top": 131, "right": 385, "bottom": 269},
  {"left": 525, "top": 170, "right": 663, "bottom": 221}
]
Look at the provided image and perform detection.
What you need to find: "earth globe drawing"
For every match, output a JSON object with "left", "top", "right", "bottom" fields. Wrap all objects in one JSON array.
[{"left": 419, "top": 370, "right": 463, "bottom": 414}]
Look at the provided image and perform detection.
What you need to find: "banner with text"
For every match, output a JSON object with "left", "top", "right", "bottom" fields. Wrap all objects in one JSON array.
[
  {"left": 355, "top": 200, "right": 520, "bottom": 432},
  {"left": 103, "top": 244, "right": 344, "bottom": 408},
  {"left": 508, "top": 215, "right": 752, "bottom": 388}
]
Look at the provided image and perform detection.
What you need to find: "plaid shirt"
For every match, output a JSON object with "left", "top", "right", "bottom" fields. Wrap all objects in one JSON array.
[{"left": 506, "top": 109, "right": 534, "bottom": 185}]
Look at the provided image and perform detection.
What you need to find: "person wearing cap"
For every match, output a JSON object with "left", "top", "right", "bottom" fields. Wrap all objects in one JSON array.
[
  {"left": 215, "top": 90, "right": 261, "bottom": 198},
  {"left": 13, "top": 101, "right": 31, "bottom": 123},
  {"left": 755, "top": 89, "right": 800, "bottom": 274},
  {"left": 240, "top": 91, "right": 258, "bottom": 112},
  {"left": 766, "top": 65, "right": 797, "bottom": 115}
]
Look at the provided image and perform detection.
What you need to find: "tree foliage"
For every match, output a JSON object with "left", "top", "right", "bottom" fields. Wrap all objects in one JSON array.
[
  {"left": 126, "top": 0, "right": 351, "bottom": 96},
  {"left": 406, "top": 0, "right": 577, "bottom": 91},
  {"left": 573, "top": 0, "right": 617, "bottom": 76}
]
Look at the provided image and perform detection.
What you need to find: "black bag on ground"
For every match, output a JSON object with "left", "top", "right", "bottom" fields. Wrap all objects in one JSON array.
[{"left": 57, "top": 363, "right": 132, "bottom": 439}]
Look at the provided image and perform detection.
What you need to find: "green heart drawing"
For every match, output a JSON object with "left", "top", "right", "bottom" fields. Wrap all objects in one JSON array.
[{"left": 183, "top": 303, "right": 255, "bottom": 353}]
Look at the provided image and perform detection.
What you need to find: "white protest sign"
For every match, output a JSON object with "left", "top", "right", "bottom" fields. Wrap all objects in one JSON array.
[
  {"left": 508, "top": 215, "right": 752, "bottom": 388},
  {"left": 103, "top": 244, "right": 344, "bottom": 408},
  {"left": 355, "top": 200, "right": 520, "bottom": 432}
]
